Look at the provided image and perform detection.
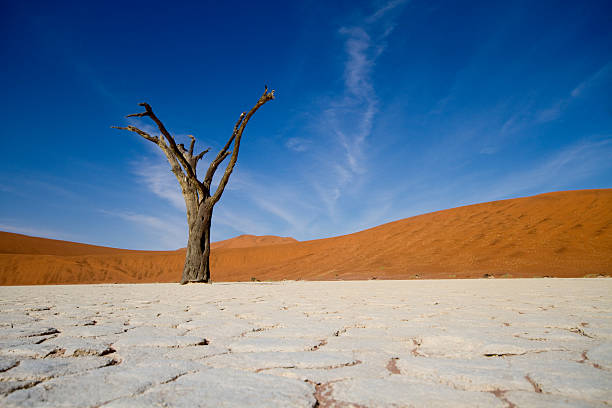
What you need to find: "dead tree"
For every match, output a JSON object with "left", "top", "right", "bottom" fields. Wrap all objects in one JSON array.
[{"left": 113, "top": 87, "right": 275, "bottom": 283}]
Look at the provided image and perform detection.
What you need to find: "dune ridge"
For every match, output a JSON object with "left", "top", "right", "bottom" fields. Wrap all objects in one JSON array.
[
  {"left": 211, "top": 234, "right": 297, "bottom": 249},
  {"left": 1, "top": 189, "right": 610, "bottom": 285}
]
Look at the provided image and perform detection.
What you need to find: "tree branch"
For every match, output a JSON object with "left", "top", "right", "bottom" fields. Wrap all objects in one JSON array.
[
  {"left": 188, "top": 135, "right": 196, "bottom": 156},
  {"left": 186, "top": 134, "right": 210, "bottom": 164},
  {"left": 210, "top": 86, "right": 274, "bottom": 204},
  {"left": 111, "top": 125, "right": 159, "bottom": 143},
  {"left": 115, "top": 86, "right": 272, "bottom": 208},
  {"left": 113, "top": 124, "right": 193, "bottom": 196},
  {"left": 195, "top": 148, "right": 211, "bottom": 162},
  {"left": 203, "top": 111, "right": 245, "bottom": 187},
  {"left": 125, "top": 112, "right": 148, "bottom": 118},
  {"left": 178, "top": 140, "right": 210, "bottom": 174},
  {"left": 125, "top": 103, "right": 206, "bottom": 200},
  {"left": 161, "top": 143, "right": 190, "bottom": 190}
]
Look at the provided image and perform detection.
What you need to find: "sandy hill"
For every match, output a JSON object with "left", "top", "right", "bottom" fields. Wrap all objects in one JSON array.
[
  {"left": 0, "top": 232, "right": 141, "bottom": 256},
  {"left": 1, "top": 189, "right": 610, "bottom": 285},
  {"left": 211, "top": 234, "right": 297, "bottom": 249},
  {"left": 0, "top": 232, "right": 294, "bottom": 256},
  {"left": 0, "top": 233, "right": 292, "bottom": 285}
]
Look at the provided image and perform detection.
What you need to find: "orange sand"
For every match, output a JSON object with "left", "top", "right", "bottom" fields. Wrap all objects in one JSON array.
[
  {"left": 1, "top": 189, "right": 610, "bottom": 285},
  {"left": 211, "top": 234, "right": 297, "bottom": 249}
]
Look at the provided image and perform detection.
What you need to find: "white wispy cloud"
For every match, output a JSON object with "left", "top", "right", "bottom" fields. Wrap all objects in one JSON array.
[
  {"left": 103, "top": 210, "right": 186, "bottom": 249},
  {"left": 479, "top": 146, "right": 499, "bottom": 155},
  {"left": 222, "top": 171, "right": 318, "bottom": 234},
  {"left": 132, "top": 157, "right": 185, "bottom": 211},
  {"left": 365, "top": 0, "right": 408, "bottom": 23},
  {"left": 536, "top": 99, "right": 567, "bottom": 123},
  {"left": 346, "top": 195, "right": 394, "bottom": 232},
  {"left": 285, "top": 137, "right": 311, "bottom": 152},
  {"left": 571, "top": 62, "right": 611, "bottom": 98},
  {"left": 538, "top": 61, "right": 612, "bottom": 123},
  {"left": 0, "top": 223, "right": 77, "bottom": 241},
  {"left": 213, "top": 207, "right": 270, "bottom": 238},
  {"left": 250, "top": 196, "right": 304, "bottom": 230},
  {"left": 341, "top": 26, "right": 375, "bottom": 99},
  {"left": 309, "top": 0, "right": 406, "bottom": 217},
  {"left": 484, "top": 137, "right": 612, "bottom": 200},
  {"left": 496, "top": 96, "right": 538, "bottom": 138}
]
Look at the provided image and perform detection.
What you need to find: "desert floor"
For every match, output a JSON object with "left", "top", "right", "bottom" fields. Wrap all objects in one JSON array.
[{"left": 1, "top": 279, "right": 611, "bottom": 407}]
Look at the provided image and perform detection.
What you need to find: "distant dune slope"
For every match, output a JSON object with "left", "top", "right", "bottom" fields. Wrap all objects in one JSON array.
[
  {"left": 0, "top": 232, "right": 135, "bottom": 256},
  {"left": 1, "top": 189, "right": 610, "bottom": 285},
  {"left": 211, "top": 234, "right": 297, "bottom": 249},
  {"left": 0, "top": 233, "right": 294, "bottom": 285}
]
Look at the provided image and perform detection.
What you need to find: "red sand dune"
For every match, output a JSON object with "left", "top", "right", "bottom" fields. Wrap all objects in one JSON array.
[
  {"left": 211, "top": 234, "right": 297, "bottom": 249},
  {"left": 1, "top": 189, "right": 610, "bottom": 285}
]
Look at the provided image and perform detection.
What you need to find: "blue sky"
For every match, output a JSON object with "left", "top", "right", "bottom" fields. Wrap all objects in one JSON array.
[{"left": 1, "top": 0, "right": 611, "bottom": 250}]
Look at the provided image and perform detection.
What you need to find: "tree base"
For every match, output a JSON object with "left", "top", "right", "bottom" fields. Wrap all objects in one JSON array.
[{"left": 180, "top": 279, "right": 211, "bottom": 285}]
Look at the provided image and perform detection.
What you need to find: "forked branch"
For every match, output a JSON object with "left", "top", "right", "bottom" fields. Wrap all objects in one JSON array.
[
  {"left": 203, "top": 111, "right": 245, "bottom": 187},
  {"left": 114, "top": 86, "right": 274, "bottom": 206},
  {"left": 210, "top": 86, "right": 275, "bottom": 203},
  {"left": 178, "top": 138, "right": 210, "bottom": 169},
  {"left": 127, "top": 103, "right": 200, "bottom": 184},
  {"left": 195, "top": 148, "right": 211, "bottom": 162},
  {"left": 110, "top": 125, "right": 159, "bottom": 143},
  {"left": 188, "top": 135, "right": 196, "bottom": 156}
]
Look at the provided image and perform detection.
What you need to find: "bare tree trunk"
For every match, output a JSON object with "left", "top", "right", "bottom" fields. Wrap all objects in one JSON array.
[{"left": 181, "top": 202, "right": 212, "bottom": 284}]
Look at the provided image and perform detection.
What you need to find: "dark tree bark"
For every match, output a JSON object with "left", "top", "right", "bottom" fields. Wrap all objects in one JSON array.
[{"left": 113, "top": 87, "right": 275, "bottom": 283}]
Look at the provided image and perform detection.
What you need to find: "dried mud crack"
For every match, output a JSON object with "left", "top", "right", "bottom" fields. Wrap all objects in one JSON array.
[
  {"left": 525, "top": 374, "right": 543, "bottom": 393},
  {"left": 386, "top": 357, "right": 401, "bottom": 374},
  {"left": 490, "top": 389, "right": 517, "bottom": 408}
]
